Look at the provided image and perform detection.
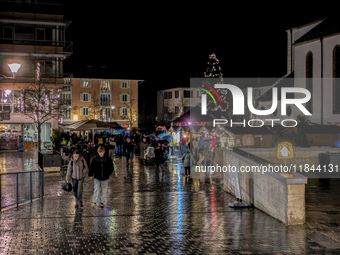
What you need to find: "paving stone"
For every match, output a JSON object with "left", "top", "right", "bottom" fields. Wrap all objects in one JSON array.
[{"left": 0, "top": 151, "right": 340, "bottom": 254}]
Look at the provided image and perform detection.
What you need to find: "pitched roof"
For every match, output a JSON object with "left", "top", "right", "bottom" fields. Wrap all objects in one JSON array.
[
  {"left": 295, "top": 14, "right": 340, "bottom": 45},
  {"left": 172, "top": 105, "right": 215, "bottom": 124}
]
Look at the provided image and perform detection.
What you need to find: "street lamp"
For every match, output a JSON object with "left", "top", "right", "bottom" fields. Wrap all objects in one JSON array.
[
  {"left": 8, "top": 63, "right": 21, "bottom": 75},
  {"left": 0, "top": 63, "right": 21, "bottom": 79}
]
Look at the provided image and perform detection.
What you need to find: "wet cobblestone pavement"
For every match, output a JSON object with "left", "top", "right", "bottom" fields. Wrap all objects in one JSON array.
[{"left": 1, "top": 152, "right": 340, "bottom": 254}]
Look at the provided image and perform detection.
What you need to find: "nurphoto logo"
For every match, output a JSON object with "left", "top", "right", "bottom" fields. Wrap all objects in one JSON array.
[{"left": 198, "top": 83, "right": 312, "bottom": 128}]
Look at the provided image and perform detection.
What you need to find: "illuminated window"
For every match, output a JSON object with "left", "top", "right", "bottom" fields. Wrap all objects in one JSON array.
[
  {"left": 80, "top": 79, "right": 91, "bottom": 88},
  {"left": 100, "top": 80, "right": 111, "bottom": 92}
]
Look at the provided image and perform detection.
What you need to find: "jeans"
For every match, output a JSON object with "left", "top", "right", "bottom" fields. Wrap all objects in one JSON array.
[
  {"left": 94, "top": 179, "right": 109, "bottom": 204},
  {"left": 72, "top": 178, "right": 84, "bottom": 205},
  {"left": 130, "top": 150, "right": 134, "bottom": 160},
  {"left": 118, "top": 144, "right": 123, "bottom": 155}
]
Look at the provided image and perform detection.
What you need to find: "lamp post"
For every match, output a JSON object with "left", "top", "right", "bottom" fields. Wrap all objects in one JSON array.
[
  {"left": 111, "top": 106, "right": 115, "bottom": 122},
  {"left": 0, "top": 63, "right": 21, "bottom": 79},
  {"left": 8, "top": 63, "right": 21, "bottom": 78}
]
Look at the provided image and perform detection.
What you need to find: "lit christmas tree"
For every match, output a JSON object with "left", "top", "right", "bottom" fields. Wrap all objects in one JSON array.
[
  {"left": 203, "top": 53, "right": 228, "bottom": 112},
  {"left": 204, "top": 52, "right": 223, "bottom": 78}
]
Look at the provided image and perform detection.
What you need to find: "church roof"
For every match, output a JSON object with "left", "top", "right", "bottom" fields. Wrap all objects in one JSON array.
[{"left": 295, "top": 14, "right": 340, "bottom": 45}]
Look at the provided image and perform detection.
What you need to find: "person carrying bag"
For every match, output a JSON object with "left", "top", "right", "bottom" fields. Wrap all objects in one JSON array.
[{"left": 66, "top": 150, "right": 89, "bottom": 209}]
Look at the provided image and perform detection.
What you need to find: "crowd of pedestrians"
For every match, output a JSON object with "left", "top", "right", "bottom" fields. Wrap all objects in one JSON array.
[{"left": 63, "top": 130, "right": 224, "bottom": 209}]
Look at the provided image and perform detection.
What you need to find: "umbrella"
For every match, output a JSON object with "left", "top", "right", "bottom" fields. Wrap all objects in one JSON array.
[
  {"left": 162, "top": 135, "right": 171, "bottom": 142},
  {"left": 179, "top": 138, "right": 188, "bottom": 145},
  {"left": 63, "top": 119, "right": 123, "bottom": 143},
  {"left": 158, "top": 133, "right": 171, "bottom": 140},
  {"left": 65, "top": 119, "right": 122, "bottom": 131},
  {"left": 198, "top": 138, "right": 217, "bottom": 149}
]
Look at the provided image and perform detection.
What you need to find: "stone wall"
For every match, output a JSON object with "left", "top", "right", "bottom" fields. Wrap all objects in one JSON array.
[
  {"left": 222, "top": 148, "right": 307, "bottom": 225},
  {"left": 242, "top": 147, "right": 340, "bottom": 166}
]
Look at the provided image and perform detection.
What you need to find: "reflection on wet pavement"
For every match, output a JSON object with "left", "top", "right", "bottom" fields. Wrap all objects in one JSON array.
[{"left": 0, "top": 151, "right": 340, "bottom": 254}]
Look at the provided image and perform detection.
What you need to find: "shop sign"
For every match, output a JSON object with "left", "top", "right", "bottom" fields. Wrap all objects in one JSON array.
[
  {"left": 0, "top": 112, "right": 10, "bottom": 121},
  {"left": 277, "top": 142, "right": 294, "bottom": 159}
]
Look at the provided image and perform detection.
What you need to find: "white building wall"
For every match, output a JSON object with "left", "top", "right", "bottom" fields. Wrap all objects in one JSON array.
[
  {"left": 294, "top": 34, "right": 340, "bottom": 124},
  {"left": 157, "top": 88, "right": 201, "bottom": 121},
  {"left": 287, "top": 19, "right": 324, "bottom": 75}
]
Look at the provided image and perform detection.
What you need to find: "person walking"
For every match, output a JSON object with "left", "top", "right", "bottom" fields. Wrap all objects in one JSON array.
[
  {"left": 130, "top": 138, "right": 136, "bottom": 163},
  {"left": 139, "top": 138, "right": 148, "bottom": 162},
  {"left": 204, "top": 142, "right": 213, "bottom": 169},
  {"left": 89, "top": 146, "right": 114, "bottom": 208},
  {"left": 212, "top": 142, "right": 223, "bottom": 177},
  {"left": 182, "top": 142, "right": 191, "bottom": 177},
  {"left": 124, "top": 138, "right": 133, "bottom": 166},
  {"left": 154, "top": 142, "right": 165, "bottom": 172},
  {"left": 116, "top": 134, "right": 122, "bottom": 156},
  {"left": 81, "top": 144, "right": 90, "bottom": 167},
  {"left": 109, "top": 137, "right": 116, "bottom": 160},
  {"left": 66, "top": 150, "right": 89, "bottom": 209}
]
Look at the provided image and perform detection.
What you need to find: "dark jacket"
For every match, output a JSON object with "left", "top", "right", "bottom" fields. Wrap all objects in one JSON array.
[
  {"left": 89, "top": 155, "right": 114, "bottom": 181},
  {"left": 155, "top": 146, "right": 165, "bottom": 164},
  {"left": 124, "top": 141, "right": 134, "bottom": 154}
]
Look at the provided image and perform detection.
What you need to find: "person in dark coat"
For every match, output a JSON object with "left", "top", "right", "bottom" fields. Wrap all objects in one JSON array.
[
  {"left": 81, "top": 145, "right": 90, "bottom": 167},
  {"left": 117, "top": 134, "right": 124, "bottom": 156},
  {"left": 124, "top": 138, "right": 134, "bottom": 165},
  {"left": 154, "top": 142, "right": 165, "bottom": 172},
  {"left": 89, "top": 146, "right": 114, "bottom": 208}
]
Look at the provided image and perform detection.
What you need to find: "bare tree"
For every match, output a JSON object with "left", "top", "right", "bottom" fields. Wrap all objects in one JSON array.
[
  {"left": 20, "top": 70, "right": 64, "bottom": 151},
  {"left": 89, "top": 91, "right": 101, "bottom": 120},
  {"left": 122, "top": 89, "right": 138, "bottom": 127}
]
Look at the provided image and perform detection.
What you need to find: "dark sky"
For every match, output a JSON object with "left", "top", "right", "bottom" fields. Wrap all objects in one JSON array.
[{"left": 59, "top": 2, "right": 332, "bottom": 111}]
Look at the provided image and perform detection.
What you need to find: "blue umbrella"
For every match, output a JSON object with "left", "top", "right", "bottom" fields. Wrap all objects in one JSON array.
[
  {"left": 157, "top": 133, "right": 169, "bottom": 139},
  {"left": 161, "top": 135, "right": 172, "bottom": 141}
]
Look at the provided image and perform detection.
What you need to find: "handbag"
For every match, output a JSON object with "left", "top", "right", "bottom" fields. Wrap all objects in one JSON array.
[{"left": 62, "top": 182, "right": 72, "bottom": 192}]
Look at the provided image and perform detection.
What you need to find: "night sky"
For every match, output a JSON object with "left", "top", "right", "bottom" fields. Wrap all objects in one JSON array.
[{"left": 59, "top": 2, "right": 332, "bottom": 112}]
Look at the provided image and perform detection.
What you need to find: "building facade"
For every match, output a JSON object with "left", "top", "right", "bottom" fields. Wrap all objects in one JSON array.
[
  {"left": 0, "top": 1, "right": 72, "bottom": 149},
  {"left": 157, "top": 87, "right": 201, "bottom": 123},
  {"left": 291, "top": 16, "right": 340, "bottom": 125},
  {"left": 61, "top": 78, "right": 140, "bottom": 128},
  {"left": 258, "top": 15, "right": 340, "bottom": 126}
]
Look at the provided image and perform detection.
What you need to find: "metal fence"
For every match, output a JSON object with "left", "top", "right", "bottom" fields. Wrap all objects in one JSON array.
[{"left": 0, "top": 170, "right": 44, "bottom": 212}]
